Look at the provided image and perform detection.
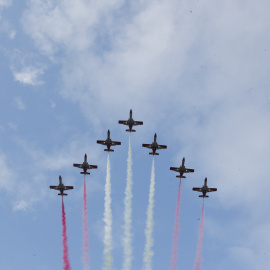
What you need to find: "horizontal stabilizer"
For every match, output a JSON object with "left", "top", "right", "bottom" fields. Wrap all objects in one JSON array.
[
  {"left": 104, "top": 149, "right": 114, "bottom": 152},
  {"left": 59, "top": 193, "right": 68, "bottom": 196},
  {"left": 80, "top": 172, "right": 90, "bottom": 175},
  {"left": 126, "top": 129, "right": 136, "bottom": 132},
  {"left": 176, "top": 175, "right": 186, "bottom": 178},
  {"left": 149, "top": 152, "right": 159, "bottom": 155},
  {"left": 199, "top": 195, "right": 209, "bottom": 198}
]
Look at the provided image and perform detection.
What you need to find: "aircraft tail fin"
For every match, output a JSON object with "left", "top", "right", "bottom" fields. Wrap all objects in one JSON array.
[{"left": 176, "top": 175, "right": 186, "bottom": 178}]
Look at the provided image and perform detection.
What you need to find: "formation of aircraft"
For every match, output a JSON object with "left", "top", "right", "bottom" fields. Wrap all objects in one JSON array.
[
  {"left": 97, "top": 130, "right": 121, "bottom": 152},
  {"left": 118, "top": 109, "right": 143, "bottom": 132},
  {"left": 73, "top": 154, "right": 98, "bottom": 175},
  {"left": 193, "top": 178, "right": 217, "bottom": 198},
  {"left": 170, "top": 157, "right": 195, "bottom": 178},
  {"left": 142, "top": 133, "right": 167, "bottom": 155},
  {"left": 50, "top": 109, "right": 218, "bottom": 199},
  {"left": 50, "top": 176, "right": 74, "bottom": 196}
]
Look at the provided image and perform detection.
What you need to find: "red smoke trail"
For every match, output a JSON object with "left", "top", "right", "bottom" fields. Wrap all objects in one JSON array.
[
  {"left": 194, "top": 200, "right": 205, "bottom": 270},
  {"left": 62, "top": 196, "right": 71, "bottom": 270},
  {"left": 170, "top": 180, "right": 182, "bottom": 270},
  {"left": 83, "top": 176, "right": 90, "bottom": 270}
]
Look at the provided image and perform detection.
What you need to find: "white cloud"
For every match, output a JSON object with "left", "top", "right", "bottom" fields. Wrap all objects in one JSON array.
[
  {"left": 22, "top": 0, "right": 124, "bottom": 55},
  {"left": 0, "top": 0, "right": 15, "bottom": 38},
  {"left": 21, "top": 1, "right": 270, "bottom": 182},
  {"left": 14, "top": 97, "right": 25, "bottom": 110},
  {"left": 13, "top": 66, "right": 44, "bottom": 85},
  {"left": 0, "top": 153, "right": 14, "bottom": 192},
  {"left": 0, "top": 19, "right": 16, "bottom": 38},
  {"left": 0, "top": 0, "right": 12, "bottom": 9},
  {"left": 13, "top": 199, "right": 35, "bottom": 211},
  {"left": 6, "top": 49, "right": 46, "bottom": 86}
]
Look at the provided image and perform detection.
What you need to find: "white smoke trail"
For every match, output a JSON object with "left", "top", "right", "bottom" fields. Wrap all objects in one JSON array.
[
  {"left": 122, "top": 135, "right": 133, "bottom": 270},
  {"left": 143, "top": 158, "right": 155, "bottom": 270},
  {"left": 82, "top": 177, "right": 90, "bottom": 270},
  {"left": 103, "top": 154, "right": 113, "bottom": 270}
]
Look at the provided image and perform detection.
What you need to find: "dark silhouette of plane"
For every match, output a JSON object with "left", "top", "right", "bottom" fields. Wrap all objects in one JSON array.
[
  {"left": 170, "top": 157, "right": 195, "bottom": 178},
  {"left": 118, "top": 109, "right": 143, "bottom": 132},
  {"left": 193, "top": 178, "right": 217, "bottom": 198},
  {"left": 50, "top": 176, "right": 73, "bottom": 196},
  {"left": 142, "top": 133, "right": 167, "bottom": 155},
  {"left": 73, "top": 154, "right": 98, "bottom": 175},
  {"left": 97, "top": 130, "right": 121, "bottom": 152}
]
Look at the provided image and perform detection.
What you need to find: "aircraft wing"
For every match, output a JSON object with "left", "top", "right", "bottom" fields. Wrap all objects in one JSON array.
[
  {"left": 97, "top": 140, "right": 106, "bottom": 145},
  {"left": 118, "top": 120, "right": 128, "bottom": 125},
  {"left": 133, "top": 121, "right": 143, "bottom": 126},
  {"left": 50, "top": 186, "right": 59, "bottom": 190},
  {"left": 64, "top": 186, "right": 74, "bottom": 190},
  {"left": 192, "top": 187, "right": 202, "bottom": 192},
  {"left": 142, "top": 144, "right": 152, "bottom": 149},
  {"left": 73, "top": 163, "right": 83, "bottom": 168},
  {"left": 170, "top": 167, "right": 179, "bottom": 172},
  {"left": 186, "top": 168, "right": 195, "bottom": 173},
  {"left": 88, "top": 165, "right": 98, "bottom": 169},
  {"left": 111, "top": 141, "right": 121, "bottom": 146},
  {"left": 208, "top": 188, "right": 217, "bottom": 192},
  {"left": 157, "top": 144, "right": 167, "bottom": 149}
]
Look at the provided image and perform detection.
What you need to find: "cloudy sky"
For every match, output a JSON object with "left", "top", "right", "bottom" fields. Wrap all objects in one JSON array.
[{"left": 1, "top": 0, "right": 270, "bottom": 269}]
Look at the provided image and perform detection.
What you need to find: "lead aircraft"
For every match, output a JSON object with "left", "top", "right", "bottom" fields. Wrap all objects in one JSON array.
[
  {"left": 97, "top": 130, "right": 121, "bottom": 152},
  {"left": 73, "top": 154, "right": 98, "bottom": 175},
  {"left": 118, "top": 109, "right": 143, "bottom": 132},
  {"left": 142, "top": 133, "right": 167, "bottom": 155},
  {"left": 193, "top": 177, "right": 217, "bottom": 198},
  {"left": 50, "top": 176, "right": 74, "bottom": 196},
  {"left": 170, "top": 157, "right": 195, "bottom": 178}
]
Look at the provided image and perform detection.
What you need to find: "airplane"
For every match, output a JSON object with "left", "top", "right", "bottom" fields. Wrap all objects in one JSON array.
[
  {"left": 170, "top": 157, "right": 195, "bottom": 178},
  {"left": 50, "top": 176, "right": 74, "bottom": 196},
  {"left": 73, "top": 154, "right": 98, "bottom": 175},
  {"left": 97, "top": 130, "right": 121, "bottom": 152},
  {"left": 192, "top": 177, "right": 217, "bottom": 198},
  {"left": 142, "top": 133, "right": 167, "bottom": 155},
  {"left": 118, "top": 109, "right": 143, "bottom": 132}
]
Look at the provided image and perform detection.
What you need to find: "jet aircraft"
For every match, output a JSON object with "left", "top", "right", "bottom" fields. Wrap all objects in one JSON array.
[
  {"left": 50, "top": 176, "right": 74, "bottom": 196},
  {"left": 73, "top": 154, "right": 98, "bottom": 175},
  {"left": 97, "top": 130, "right": 121, "bottom": 152},
  {"left": 193, "top": 177, "right": 217, "bottom": 198},
  {"left": 170, "top": 157, "right": 195, "bottom": 178},
  {"left": 142, "top": 133, "right": 167, "bottom": 155},
  {"left": 118, "top": 109, "right": 143, "bottom": 132}
]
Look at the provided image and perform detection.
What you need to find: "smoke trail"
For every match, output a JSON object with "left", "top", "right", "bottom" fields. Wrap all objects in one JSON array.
[
  {"left": 122, "top": 135, "right": 133, "bottom": 270},
  {"left": 170, "top": 180, "right": 182, "bottom": 270},
  {"left": 62, "top": 197, "right": 71, "bottom": 270},
  {"left": 194, "top": 200, "right": 205, "bottom": 270},
  {"left": 143, "top": 158, "right": 155, "bottom": 270},
  {"left": 103, "top": 154, "right": 113, "bottom": 270},
  {"left": 82, "top": 176, "right": 90, "bottom": 270}
]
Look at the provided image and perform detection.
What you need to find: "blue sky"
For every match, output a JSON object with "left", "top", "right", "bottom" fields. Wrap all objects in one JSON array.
[{"left": 1, "top": 0, "right": 270, "bottom": 269}]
